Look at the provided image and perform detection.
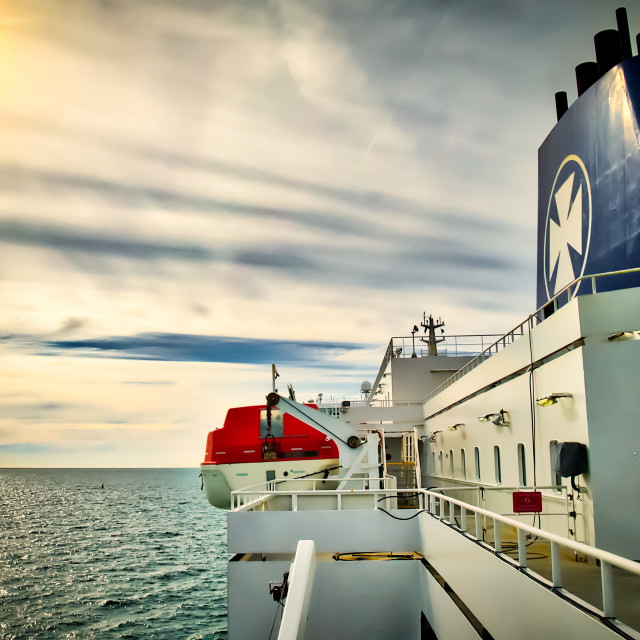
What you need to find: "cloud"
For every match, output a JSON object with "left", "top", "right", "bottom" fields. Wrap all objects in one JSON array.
[
  {"left": 3, "top": 332, "right": 369, "bottom": 366},
  {"left": 0, "top": 220, "right": 213, "bottom": 263}
]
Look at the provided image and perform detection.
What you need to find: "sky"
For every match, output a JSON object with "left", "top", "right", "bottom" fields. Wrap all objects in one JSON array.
[{"left": 1, "top": 0, "right": 637, "bottom": 467}]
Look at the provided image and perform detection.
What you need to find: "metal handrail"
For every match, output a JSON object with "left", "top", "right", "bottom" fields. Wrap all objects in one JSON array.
[
  {"left": 421, "top": 488, "right": 640, "bottom": 619},
  {"left": 231, "top": 476, "right": 397, "bottom": 509},
  {"left": 424, "top": 267, "right": 640, "bottom": 402}
]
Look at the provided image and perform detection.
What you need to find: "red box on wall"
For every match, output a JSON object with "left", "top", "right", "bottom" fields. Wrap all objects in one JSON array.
[{"left": 513, "top": 491, "right": 543, "bottom": 513}]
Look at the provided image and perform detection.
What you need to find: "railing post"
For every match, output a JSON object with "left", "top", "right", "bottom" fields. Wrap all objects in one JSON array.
[
  {"left": 494, "top": 520, "right": 502, "bottom": 553},
  {"left": 518, "top": 528, "right": 527, "bottom": 567},
  {"left": 449, "top": 502, "right": 456, "bottom": 525},
  {"left": 439, "top": 497, "right": 445, "bottom": 519},
  {"left": 551, "top": 541, "right": 562, "bottom": 588},
  {"left": 292, "top": 494, "right": 298, "bottom": 512},
  {"left": 601, "top": 561, "right": 615, "bottom": 618},
  {"left": 461, "top": 507, "right": 467, "bottom": 533},
  {"left": 475, "top": 512, "right": 482, "bottom": 541}
]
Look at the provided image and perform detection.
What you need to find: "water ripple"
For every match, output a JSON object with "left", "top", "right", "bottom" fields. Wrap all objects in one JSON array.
[{"left": 0, "top": 469, "right": 227, "bottom": 639}]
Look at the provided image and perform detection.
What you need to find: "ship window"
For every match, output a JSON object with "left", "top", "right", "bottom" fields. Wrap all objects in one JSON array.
[
  {"left": 449, "top": 450, "right": 454, "bottom": 477},
  {"left": 474, "top": 447, "right": 481, "bottom": 480},
  {"left": 460, "top": 449, "right": 466, "bottom": 479},
  {"left": 550, "top": 440, "right": 561, "bottom": 491},
  {"left": 494, "top": 446, "right": 502, "bottom": 484},
  {"left": 517, "top": 443, "right": 527, "bottom": 486},
  {"left": 431, "top": 452, "right": 436, "bottom": 474},
  {"left": 439, "top": 451, "right": 443, "bottom": 476}
]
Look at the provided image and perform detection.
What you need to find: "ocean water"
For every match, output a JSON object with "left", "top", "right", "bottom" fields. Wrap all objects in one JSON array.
[{"left": 0, "top": 469, "right": 227, "bottom": 639}]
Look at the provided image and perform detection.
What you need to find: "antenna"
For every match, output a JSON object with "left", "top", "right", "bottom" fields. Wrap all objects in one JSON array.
[{"left": 420, "top": 312, "right": 445, "bottom": 356}]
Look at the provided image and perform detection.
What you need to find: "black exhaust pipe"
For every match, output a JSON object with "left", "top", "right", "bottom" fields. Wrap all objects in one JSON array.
[
  {"left": 616, "top": 8, "right": 633, "bottom": 59},
  {"left": 575, "top": 61, "right": 599, "bottom": 96},
  {"left": 594, "top": 29, "right": 623, "bottom": 78},
  {"left": 554, "top": 91, "right": 568, "bottom": 121}
]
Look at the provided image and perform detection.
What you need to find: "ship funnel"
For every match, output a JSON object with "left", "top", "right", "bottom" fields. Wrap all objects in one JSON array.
[
  {"left": 594, "top": 29, "right": 623, "bottom": 78},
  {"left": 575, "top": 61, "right": 599, "bottom": 96},
  {"left": 616, "top": 8, "right": 633, "bottom": 59}
]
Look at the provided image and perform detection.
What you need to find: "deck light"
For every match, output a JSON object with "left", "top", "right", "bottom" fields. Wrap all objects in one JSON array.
[
  {"left": 478, "top": 410, "right": 510, "bottom": 426},
  {"left": 428, "top": 430, "right": 442, "bottom": 442},
  {"left": 536, "top": 393, "right": 573, "bottom": 407},
  {"left": 448, "top": 423, "right": 464, "bottom": 431},
  {"left": 607, "top": 331, "right": 635, "bottom": 342}
]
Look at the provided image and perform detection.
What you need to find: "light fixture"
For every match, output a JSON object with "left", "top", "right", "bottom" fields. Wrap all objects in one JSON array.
[
  {"left": 608, "top": 331, "right": 635, "bottom": 342},
  {"left": 536, "top": 393, "right": 572, "bottom": 407},
  {"left": 448, "top": 423, "right": 464, "bottom": 431},
  {"left": 478, "top": 410, "right": 510, "bottom": 426},
  {"left": 428, "top": 430, "right": 442, "bottom": 442}
]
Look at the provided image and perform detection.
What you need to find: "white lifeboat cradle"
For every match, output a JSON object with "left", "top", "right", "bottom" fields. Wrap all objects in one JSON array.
[{"left": 201, "top": 10, "right": 640, "bottom": 640}]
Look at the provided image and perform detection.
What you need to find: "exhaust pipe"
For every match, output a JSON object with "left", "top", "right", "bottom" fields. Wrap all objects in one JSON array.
[
  {"left": 594, "top": 29, "right": 623, "bottom": 78},
  {"left": 575, "top": 61, "right": 599, "bottom": 96},
  {"left": 554, "top": 91, "right": 568, "bottom": 121},
  {"left": 616, "top": 7, "right": 633, "bottom": 59}
]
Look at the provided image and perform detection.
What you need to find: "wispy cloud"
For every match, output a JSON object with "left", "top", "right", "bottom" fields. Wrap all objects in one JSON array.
[{"left": 3, "top": 332, "right": 368, "bottom": 366}]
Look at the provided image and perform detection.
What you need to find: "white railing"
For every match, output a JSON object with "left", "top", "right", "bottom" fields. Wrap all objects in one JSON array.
[
  {"left": 231, "top": 483, "right": 640, "bottom": 625},
  {"left": 231, "top": 476, "right": 397, "bottom": 510},
  {"left": 277, "top": 540, "right": 316, "bottom": 640},
  {"left": 421, "top": 488, "right": 640, "bottom": 622},
  {"left": 424, "top": 267, "right": 640, "bottom": 402}
]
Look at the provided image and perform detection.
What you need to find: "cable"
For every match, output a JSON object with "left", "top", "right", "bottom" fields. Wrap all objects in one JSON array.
[
  {"left": 267, "top": 601, "right": 281, "bottom": 640},
  {"left": 377, "top": 507, "right": 427, "bottom": 521},
  {"left": 527, "top": 319, "right": 538, "bottom": 488}
]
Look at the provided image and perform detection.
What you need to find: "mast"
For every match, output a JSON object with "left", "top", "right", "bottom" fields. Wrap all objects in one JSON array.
[{"left": 420, "top": 312, "right": 445, "bottom": 356}]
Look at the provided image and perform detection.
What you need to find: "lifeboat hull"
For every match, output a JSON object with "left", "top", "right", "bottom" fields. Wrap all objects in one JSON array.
[{"left": 201, "top": 459, "right": 340, "bottom": 509}]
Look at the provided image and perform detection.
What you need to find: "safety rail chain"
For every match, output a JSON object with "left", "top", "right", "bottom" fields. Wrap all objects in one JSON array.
[
  {"left": 231, "top": 484, "right": 640, "bottom": 626},
  {"left": 424, "top": 267, "right": 640, "bottom": 403}
]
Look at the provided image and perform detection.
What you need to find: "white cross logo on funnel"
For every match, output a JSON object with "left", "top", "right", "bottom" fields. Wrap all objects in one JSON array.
[{"left": 544, "top": 155, "right": 592, "bottom": 301}]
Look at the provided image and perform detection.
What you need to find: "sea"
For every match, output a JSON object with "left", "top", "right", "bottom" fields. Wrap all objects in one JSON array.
[{"left": 0, "top": 468, "right": 228, "bottom": 639}]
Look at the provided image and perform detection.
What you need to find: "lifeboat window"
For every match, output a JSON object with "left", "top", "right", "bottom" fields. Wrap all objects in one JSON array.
[
  {"left": 517, "top": 443, "right": 527, "bottom": 486},
  {"left": 449, "top": 450, "right": 454, "bottom": 477},
  {"left": 474, "top": 447, "right": 481, "bottom": 480},
  {"left": 260, "top": 409, "right": 284, "bottom": 437},
  {"left": 439, "top": 451, "right": 443, "bottom": 476},
  {"left": 460, "top": 449, "right": 466, "bottom": 479},
  {"left": 494, "top": 446, "right": 502, "bottom": 484}
]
